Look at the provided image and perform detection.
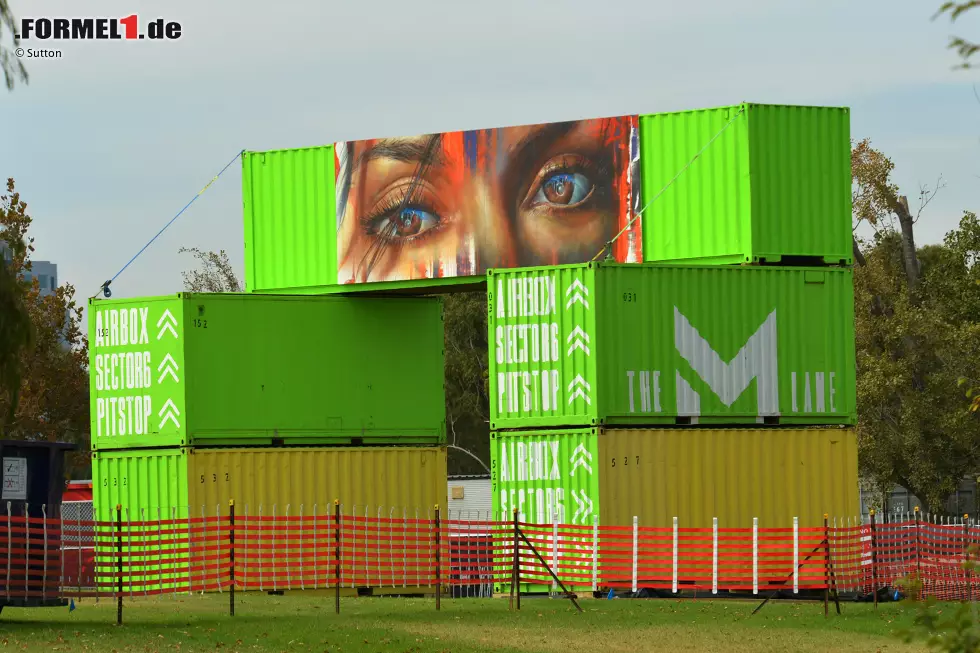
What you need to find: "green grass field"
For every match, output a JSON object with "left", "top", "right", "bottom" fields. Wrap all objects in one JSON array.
[{"left": 0, "top": 594, "right": 928, "bottom": 652}]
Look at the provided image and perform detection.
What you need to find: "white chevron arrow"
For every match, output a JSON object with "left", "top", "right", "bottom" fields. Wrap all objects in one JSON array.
[
  {"left": 157, "top": 353, "right": 180, "bottom": 384},
  {"left": 158, "top": 398, "right": 181, "bottom": 429},
  {"left": 566, "top": 326, "right": 591, "bottom": 357},
  {"left": 156, "top": 309, "right": 179, "bottom": 340},
  {"left": 571, "top": 490, "right": 594, "bottom": 524},
  {"left": 567, "top": 375, "right": 592, "bottom": 405},
  {"left": 564, "top": 279, "right": 590, "bottom": 310},
  {"left": 570, "top": 444, "right": 594, "bottom": 476}
]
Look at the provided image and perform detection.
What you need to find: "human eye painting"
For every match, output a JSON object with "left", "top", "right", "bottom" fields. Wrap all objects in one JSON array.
[{"left": 335, "top": 115, "right": 642, "bottom": 284}]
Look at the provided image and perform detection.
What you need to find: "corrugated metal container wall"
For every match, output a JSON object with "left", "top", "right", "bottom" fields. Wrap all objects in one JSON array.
[
  {"left": 487, "top": 265, "right": 598, "bottom": 428},
  {"left": 89, "top": 293, "right": 446, "bottom": 450},
  {"left": 639, "top": 104, "right": 852, "bottom": 265},
  {"left": 189, "top": 446, "right": 447, "bottom": 516},
  {"left": 490, "top": 430, "right": 599, "bottom": 525},
  {"left": 488, "top": 263, "right": 856, "bottom": 429},
  {"left": 599, "top": 427, "right": 858, "bottom": 529},
  {"left": 93, "top": 446, "right": 447, "bottom": 521},
  {"left": 92, "top": 449, "right": 190, "bottom": 523},
  {"left": 490, "top": 428, "right": 858, "bottom": 531},
  {"left": 242, "top": 146, "right": 337, "bottom": 293}
]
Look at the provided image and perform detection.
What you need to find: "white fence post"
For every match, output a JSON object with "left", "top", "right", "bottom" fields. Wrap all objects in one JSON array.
[
  {"left": 592, "top": 515, "right": 599, "bottom": 593},
  {"left": 172, "top": 507, "right": 178, "bottom": 596},
  {"left": 672, "top": 516, "right": 679, "bottom": 595},
  {"left": 793, "top": 516, "right": 799, "bottom": 594},
  {"left": 752, "top": 517, "right": 758, "bottom": 595},
  {"left": 712, "top": 517, "right": 718, "bottom": 595},
  {"left": 551, "top": 510, "right": 559, "bottom": 595},
  {"left": 631, "top": 516, "right": 638, "bottom": 594}
]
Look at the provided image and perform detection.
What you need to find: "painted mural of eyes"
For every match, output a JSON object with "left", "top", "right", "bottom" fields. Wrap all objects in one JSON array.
[
  {"left": 534, "top": 173, "right": 594, "bottom": 206},
  {"left": 361, "top": 186, "right": 445, "bottom": 244},
  {"left": 524, "top": 154, "right": 603, "bottom": 210},
  {"left": 373, "top": 207, "right": 440, "bottom": 239}
]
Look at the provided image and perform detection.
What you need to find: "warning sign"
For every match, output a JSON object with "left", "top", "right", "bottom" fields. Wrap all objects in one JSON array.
[{"left": 2, "top": 457, "right": 27, "bottom": 501}]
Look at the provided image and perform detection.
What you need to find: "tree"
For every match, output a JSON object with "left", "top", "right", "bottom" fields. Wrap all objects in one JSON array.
[
  {"left": 0, "top": 178, "right": 90, "bottom": 477},
  {"left": 178, "top": 247, "right": 242, "bottom": 292},
  {"left": 853, "top": 140, "right": 980, "bottom": 512},
  {"left": 1, "top": 0, "right": 26, "bottom": 90},
  {"left": 0, "top": 182, "right": 32, "bottom": 422},
  {"left": 936, "top": 1, "right": 979, "bottom": 67},
  {"left": 443, "top": 292, "right": 490, "bottom": 476}
]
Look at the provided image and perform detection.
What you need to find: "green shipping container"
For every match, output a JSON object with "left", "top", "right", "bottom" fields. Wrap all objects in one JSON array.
[
  {"left": 88, "top": 293, "right": 445, "bottom": 450},
  {"left": 487, "top": 263, "right": 855, "bottom": 430},
  {"left": 640, "top": 103, "right": 852, "bottom": 265},
  {"left": 242, "top": 146, "right": 338, "bottom": 293}
]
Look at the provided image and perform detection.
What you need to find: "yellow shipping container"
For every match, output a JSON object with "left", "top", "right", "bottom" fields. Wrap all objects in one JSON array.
[
  {"left": 491, "top": 427, "right": 857, "bottom": 531},
  {"left": 189, "top": 446, "right": 447, "bottom": 515},
  {"left": 94, "top": 446, "right": 447, "bottom": 521},
  {"left": 598, "top": 427, "right": 858, "bottom": 529}
]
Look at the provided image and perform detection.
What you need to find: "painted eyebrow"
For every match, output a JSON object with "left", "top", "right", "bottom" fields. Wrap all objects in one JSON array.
[
  {"left": 352, "top": 138, "right": 445, "bottom": 173},
  {"left": 507, "top": 121, "right": 578, "bottom": 162}
]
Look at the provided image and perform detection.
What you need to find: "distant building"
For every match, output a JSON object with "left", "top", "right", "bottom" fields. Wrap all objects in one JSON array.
[
  {"left": 1, "top": 241, "right": 59, "bottom": 297},
  {"left": 1, "top": 241, "right": 69, "bottom": 347},
  {"left": 447, "top": 475, "right": 492, "bottom": 521}
]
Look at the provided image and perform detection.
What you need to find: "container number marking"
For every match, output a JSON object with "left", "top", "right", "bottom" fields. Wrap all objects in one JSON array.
[
  {"left": 622, "top": 291, "right": 637, "bottom": 303},
  {"left": 610, "top": 456, "right": 640, "bottom": 467},
  {"left": 200, "top": 473, "right": 230, "bottom": 483},
  {"left": 192, "top": 319, "right": 208, "bottom": 329}
]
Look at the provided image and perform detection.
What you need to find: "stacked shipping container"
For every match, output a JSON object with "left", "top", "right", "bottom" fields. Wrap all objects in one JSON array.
[
  {"left": 88, "top": 292, "right": 450, "bottom": 592},
  {"left": 486, "top": 104, "right": 859, "bottom": 593},
  {"left": 90, "top": 101, "right": 860, "bottom": 597}
]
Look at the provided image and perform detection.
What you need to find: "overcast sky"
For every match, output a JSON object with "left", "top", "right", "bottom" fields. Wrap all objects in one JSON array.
[{"left": 5, "top": 0, "right": 978, "bottom": 314}]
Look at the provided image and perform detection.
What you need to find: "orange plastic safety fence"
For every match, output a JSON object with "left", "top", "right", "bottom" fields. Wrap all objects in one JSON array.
[{"left": 6, "top": 512, "right": 980, "bottom": 601}]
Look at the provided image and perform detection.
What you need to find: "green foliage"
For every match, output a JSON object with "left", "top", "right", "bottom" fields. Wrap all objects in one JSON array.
[
  {"left": 899, "top": 549, "right": 980, "bottom": 652},
  {"left": 854, "top": 141, "right": 980, "bottom": 511},
  {"left": 0, "top": 179, "right": 33, "bottom": 423},
  {"left": 936, "top": 1, "right": 980, "bottom": 67},
  {"left": 0, "top": 178, "right": 90, "bottom": 477},
  {"left": 178, "top": 247, "right": 242, "bottom": 292},
  {"left": 0, "top": 0, "right": 26, "bottom": 90},
  {"left": 442, "top": 291, "right": 490, "bottom": 475}
]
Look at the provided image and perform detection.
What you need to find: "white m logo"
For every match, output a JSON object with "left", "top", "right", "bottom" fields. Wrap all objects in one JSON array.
[{"left": 673, "top": 307, "right": 779, "bottom": 418}]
